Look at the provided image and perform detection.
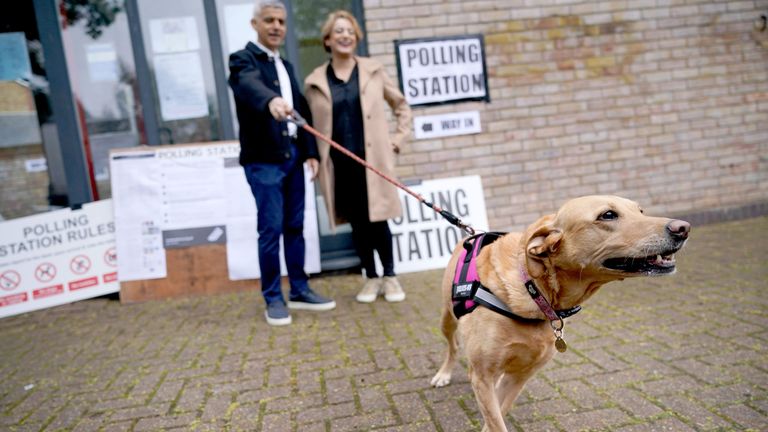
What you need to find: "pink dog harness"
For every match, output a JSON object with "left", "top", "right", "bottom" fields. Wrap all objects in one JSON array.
[{"left": 451, "top": 233, "right": 581, "bottom": 322}]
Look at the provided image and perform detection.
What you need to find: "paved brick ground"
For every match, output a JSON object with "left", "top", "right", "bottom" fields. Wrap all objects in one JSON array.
[{"left": 1, "top": 217, "right": 766, "bottom": 431}]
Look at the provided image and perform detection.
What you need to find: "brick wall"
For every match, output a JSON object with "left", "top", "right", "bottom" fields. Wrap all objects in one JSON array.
[
  {"left": 0, "top": 145, "right": 50, "bottom": 220},
  {"left": 363, "top": 0, "right": 768, "bottom": 230}
]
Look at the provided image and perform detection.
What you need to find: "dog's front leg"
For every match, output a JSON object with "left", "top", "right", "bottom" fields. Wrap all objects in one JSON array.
[
  {"left": 471, "top": 370, "right": 509, "bottom": 432},
  {"left": 496, "top": 372, "right": 530, "bottom": 417}
]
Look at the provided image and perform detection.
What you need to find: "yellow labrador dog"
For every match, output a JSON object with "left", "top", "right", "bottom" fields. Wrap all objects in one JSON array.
[{"left": 430, "top": 195, "right": 690, "bottom": 432}]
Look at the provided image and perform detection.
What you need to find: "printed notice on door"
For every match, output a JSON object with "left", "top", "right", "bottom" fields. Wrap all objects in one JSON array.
[{"left": 153, "top": 52, "right": 209, "bottom": 121}]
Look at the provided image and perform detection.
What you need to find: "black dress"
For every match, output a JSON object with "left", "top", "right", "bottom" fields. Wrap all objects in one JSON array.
[{"left": 327, "top": 63, "right": 368, "bottom": 223}]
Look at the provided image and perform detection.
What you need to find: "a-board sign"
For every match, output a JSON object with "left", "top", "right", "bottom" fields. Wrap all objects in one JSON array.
[
  {"left": 395, "top": 34, "right": 490, "bottom": 107},
  {"left": 109, "top": 141, "right": 321, "bottom": 283},
  {"left": 0, "top": 200, "right": 119, "bottom": 319},
  {"left": 385, "top": 175, "right": 488, "bottom": 274}
]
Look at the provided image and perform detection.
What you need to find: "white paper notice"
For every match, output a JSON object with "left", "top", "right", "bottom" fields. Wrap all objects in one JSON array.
[
  {"left": 86, "top": 43, "right": 119, "bottom": 82},
  {"left": 225, "top": 163, "right": 321, "bottom": 280},
  {"left": 153, "top": 52, "right": 208, "bottom": 121},
  {"left": 157, "top": 157, "right": 226, "bottom": 229},
  {"left": 149, "top": 17, "right": 200, "bottom": 54},
  {"left": 109, "top": 152, "right": 167, "bottom": 281}
]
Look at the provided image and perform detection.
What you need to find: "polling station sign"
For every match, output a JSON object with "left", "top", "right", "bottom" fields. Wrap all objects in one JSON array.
[
  {"left": 395, "top": 34, "right": 489, "bottom": 107},
  {"left": 0, "top": 200, "right": 119, "bottom": 319},
  {"left": 386, "top": 175, "right": 488, "bottom": 274}
]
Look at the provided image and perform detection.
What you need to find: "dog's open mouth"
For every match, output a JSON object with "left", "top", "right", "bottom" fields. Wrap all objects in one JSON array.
[{"left": 602, "top": 251, "right": 678, "bottom": 274}]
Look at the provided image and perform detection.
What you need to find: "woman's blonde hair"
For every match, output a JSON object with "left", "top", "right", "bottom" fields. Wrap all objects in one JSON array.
[{"left": 320, "top": 10, "right": 364, "bottom": 53}]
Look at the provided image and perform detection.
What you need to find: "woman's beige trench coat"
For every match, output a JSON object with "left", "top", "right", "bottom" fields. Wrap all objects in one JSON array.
[{"left": 304, "top": 56, "right": 412, "bottom": 232}]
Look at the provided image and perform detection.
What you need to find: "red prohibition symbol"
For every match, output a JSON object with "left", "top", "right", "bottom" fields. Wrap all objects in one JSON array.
[
  {"left": 104, "top": 247, "right": 117, "bottom": 267},
  {"left": 35, "top": 262, "right": 57, "bottom": 283},
  {"left": 0, "top": 270, "right": 21, "bottom": 291},
  {"left": 70, "top": 255, "right": 92, "bottom": 275}
]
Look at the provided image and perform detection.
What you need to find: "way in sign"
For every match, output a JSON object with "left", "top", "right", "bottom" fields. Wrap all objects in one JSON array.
[{"left": 441, "top": 117, "right": 475, "bottom": 129}]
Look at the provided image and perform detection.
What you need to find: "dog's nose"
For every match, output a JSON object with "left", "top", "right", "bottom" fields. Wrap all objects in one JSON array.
[{"left": 666, "top": 219, "right": 691, "bottom": 240}]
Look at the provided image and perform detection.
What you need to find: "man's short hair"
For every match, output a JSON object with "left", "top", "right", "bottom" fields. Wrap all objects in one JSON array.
[{"left": 253, "top": 0, "right": 286, "bottom": 17}]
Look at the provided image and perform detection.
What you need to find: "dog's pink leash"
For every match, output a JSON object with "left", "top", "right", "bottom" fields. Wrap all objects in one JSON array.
[{"left": 520, "top": 265, "right": 569, "bottom": 353}]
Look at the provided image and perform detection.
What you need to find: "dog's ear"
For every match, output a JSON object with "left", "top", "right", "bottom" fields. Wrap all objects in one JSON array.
[{"left": 523, "top": 214, "right": 562, "bottom": 278}]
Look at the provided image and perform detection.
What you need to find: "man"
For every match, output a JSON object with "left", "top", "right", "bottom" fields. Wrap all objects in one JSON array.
[{"left": 228, "top": 0, "right": 335, "bottom": 326}]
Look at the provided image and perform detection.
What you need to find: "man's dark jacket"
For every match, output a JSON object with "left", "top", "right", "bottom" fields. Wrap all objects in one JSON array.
[{"left": 228, "top": 42, "right": 318, "bottom": 166}]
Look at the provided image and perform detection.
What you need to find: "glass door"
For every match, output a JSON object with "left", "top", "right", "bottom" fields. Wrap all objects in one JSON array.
[
  {"left": 135, "top": 0, "right": 222, "bottom": 145},
  {"left": 292, "top": 0, "right": 363, "bottom": 270},
  {"left": 59, "top": 0, "right": 144, "bottom": 200}
]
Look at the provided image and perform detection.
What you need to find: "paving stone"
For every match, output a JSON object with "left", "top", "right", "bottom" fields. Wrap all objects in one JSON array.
[
  {"left": 392, "top": 392, "right": 431, "bottom": 424},
  {"left": 605, "top": 387, "right": 665, "bottom": 418},
  {"left": 655, "top": 394, "right": 732, "bottom": 429},
  {"left": 358, "top": 385, "right": 392, "bottom": 412},
  {"left": 556, "top": 407, "right": 631, "bottom": 431},
  {"left": 133, "top": 413, "right": 197, "bottom": 431},
  {"left": 558, "top": 379, "right": 610, "bottom": 409},
  {"left": 717, "top": 403, "right": 767, "bottom": 430},
  {"left": 330, "top": 410, "right": 398, "bottom": 431},
  {"left": 614, "top": 416, "right": 697, "bottom": 431},
  {"left": 296, "top": 401, "right": 355, "bottom": 425}
]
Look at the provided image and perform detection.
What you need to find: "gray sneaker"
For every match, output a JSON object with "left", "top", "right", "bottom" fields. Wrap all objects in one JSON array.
[
  {"left": 288, "top": 289, "right": 336, "bottom": 311},
  {"left": 265, "top": 301, "right": 292, "bottom": 326},
  {"left": 356, "top": 278, "right": 381, "bottom": 303},
  {"left": 382, "top": 276, "right": 405, "bottom": 302}
]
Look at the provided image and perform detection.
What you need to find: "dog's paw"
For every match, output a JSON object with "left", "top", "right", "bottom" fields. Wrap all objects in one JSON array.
[{"left": 430, "top": 372, "right": 451, "bottom": 387}]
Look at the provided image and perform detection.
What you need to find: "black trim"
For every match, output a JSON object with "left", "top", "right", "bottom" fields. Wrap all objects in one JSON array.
[
  {"left": 394, "top": 34, "right": 490, "bottom": 108},
  {"left": 203, "top": 0, "right": 235, "bottom": 140},
  {"left": 124, "top": 0, "right": 161, "bottom": 145},
  {"left": 32, "top": 0, "right": 94, "bottom": 205},
  {"left": 283, "top": 0, "right": 301, "bottom": 78},
  {"left": 350, "top": 0, "right": 368, "bottom": 57}
]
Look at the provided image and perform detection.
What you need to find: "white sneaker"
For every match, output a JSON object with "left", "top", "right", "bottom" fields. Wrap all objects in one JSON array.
[
  {"left": 382, "top": 276, "right": 405, "bottom": 302},
  {"left": 356, "top": 278, "right": 381, "bottom": 303}
]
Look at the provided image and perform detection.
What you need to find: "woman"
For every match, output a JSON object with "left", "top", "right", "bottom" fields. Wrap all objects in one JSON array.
[{"left": 305, "top": 10, "right": 412, "bottom": 303}]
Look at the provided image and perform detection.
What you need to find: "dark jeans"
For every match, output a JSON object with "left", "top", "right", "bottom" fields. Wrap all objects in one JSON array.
[
  {"left": 243, "top": 148, "right": 309, "bottom": 306},
  {"left": 349, "top": 219, "right": 395, "bottom": 279}
]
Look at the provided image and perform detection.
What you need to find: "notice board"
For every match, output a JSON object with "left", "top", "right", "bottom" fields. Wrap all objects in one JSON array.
[{"left": 109, "top": 141, "right": 320, "bottom": 303}]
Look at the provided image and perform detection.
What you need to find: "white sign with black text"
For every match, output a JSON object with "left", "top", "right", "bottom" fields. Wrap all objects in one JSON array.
[
  {"left": 0, "top": 200, "right": 119, "bottom": 319},
  {"left": 414, "top": 111, "right": 481, "bottom": 140},
  {"left": 385, "top": 175, "right": 488, "bottom": 274},
  {"left": 395, "top": 34, "right": 489, "bottom": 106}
]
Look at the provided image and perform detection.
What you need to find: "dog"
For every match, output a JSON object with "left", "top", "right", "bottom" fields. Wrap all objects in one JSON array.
[{"left": 430, "top": 195, "right": 690, "bottom": 432}]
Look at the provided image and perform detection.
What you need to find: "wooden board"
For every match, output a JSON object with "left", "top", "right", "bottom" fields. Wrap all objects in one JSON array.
[{"left": 119, "top": 244, "right": 259, "bottom": 303}]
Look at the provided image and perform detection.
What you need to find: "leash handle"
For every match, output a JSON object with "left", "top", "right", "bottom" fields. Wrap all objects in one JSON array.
[
  {"left": 286, "top": 111, "right": 476, "bottom": 235},
  {"left": 286, "top": 111, "right": 308, "bottom": 127}
]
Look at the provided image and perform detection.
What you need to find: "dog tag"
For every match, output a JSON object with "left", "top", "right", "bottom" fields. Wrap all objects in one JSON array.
[{"left": 555, "top": 337, "right": 568, "bottom": 353}]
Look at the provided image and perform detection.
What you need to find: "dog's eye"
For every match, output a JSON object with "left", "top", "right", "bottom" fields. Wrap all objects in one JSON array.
[{"left": 598, "top": 210, "right": 618, "bottom": 221}]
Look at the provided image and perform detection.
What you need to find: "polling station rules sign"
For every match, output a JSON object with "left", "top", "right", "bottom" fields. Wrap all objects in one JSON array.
[
  {"left": 395, "top": 34, "right": 489, "bottom": 107},
  {"left": 0, "top": 200, "right": 119, "bottom": 318}
]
